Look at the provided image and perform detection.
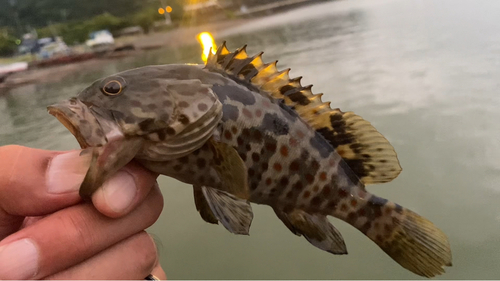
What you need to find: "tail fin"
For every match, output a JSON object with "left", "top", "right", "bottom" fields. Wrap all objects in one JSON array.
[{"left": 334, "top": 196, "right": 452, "bottom": 277}]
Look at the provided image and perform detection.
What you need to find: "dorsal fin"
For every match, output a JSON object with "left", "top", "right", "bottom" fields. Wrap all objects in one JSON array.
[{"left": 205, "top": 43, "right": 402, "bottom": 184}]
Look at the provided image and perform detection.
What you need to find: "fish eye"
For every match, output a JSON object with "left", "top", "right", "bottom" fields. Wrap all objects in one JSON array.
[{"left": 102, "top": 80, "right": 123, "bottom": 96}]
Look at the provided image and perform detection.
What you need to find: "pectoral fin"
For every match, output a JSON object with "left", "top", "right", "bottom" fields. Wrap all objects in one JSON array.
[
  {"left": 79, "top": 137, "right": 144, "bottom": 200},
  {"left": 274, "top": 208, "right": 347, "bottom": 255},
  {"left": 207, "top": 138, "right": 249, "bottom": 199},
  {"left": 200, "top": 186, "right": 253, "bottom": 235}
]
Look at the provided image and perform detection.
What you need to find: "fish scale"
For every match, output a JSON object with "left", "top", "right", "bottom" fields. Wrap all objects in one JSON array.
[{"left": 48, "top": 43, "right": 452, "bottom": 278}]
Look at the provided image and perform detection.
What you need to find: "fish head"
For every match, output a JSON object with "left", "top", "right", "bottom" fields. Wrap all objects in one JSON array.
[{"left": 48, "top": 66, "right": 222, "bottom": 198}]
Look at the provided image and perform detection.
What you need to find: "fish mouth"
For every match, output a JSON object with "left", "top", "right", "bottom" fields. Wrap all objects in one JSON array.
[{"left": 48, "top": 98, "right": 107, "bottom": 149}]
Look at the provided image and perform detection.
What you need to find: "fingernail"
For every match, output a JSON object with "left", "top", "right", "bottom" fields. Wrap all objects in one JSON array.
[
  {"left": 0, "top": 239, "right": 39, "bottom": 279},
  {"left": 47, "top": 150, "right": 91, "bottom": 194},
  {"left": 103, "top": 170, "right": 137, "bottom": 213}
]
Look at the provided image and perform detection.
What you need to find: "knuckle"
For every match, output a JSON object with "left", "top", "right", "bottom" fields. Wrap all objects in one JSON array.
[
  {"left": 134, "top": 232, "right": 158, "bottom": 273},
  {"left": 59, "top": 208, "right": 97, "bottom": 253}
]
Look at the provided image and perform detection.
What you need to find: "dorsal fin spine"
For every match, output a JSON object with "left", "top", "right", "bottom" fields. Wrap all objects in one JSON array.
[{"left": 204, "top": 44, "right": 402, "bottom": 184}]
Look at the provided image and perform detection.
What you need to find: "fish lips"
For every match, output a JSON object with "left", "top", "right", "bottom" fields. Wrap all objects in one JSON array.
[{"left": 48, "top": 98, "right": 110, "bottom": 148}]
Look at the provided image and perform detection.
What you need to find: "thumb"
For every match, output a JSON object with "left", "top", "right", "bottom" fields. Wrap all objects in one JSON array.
[{"left": 0, "top": 145, "right": 89, "bottom": 238}]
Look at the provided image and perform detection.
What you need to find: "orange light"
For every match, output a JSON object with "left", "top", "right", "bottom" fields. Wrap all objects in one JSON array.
[
  {"left": 158, "top": 8, "right": 165, "bottom": 14},
  {"left": 166, "top": 6, "right": 172, "bottom": 13},
  {"left": 197, "top": 32, "right": 217, "bottom": 63}
]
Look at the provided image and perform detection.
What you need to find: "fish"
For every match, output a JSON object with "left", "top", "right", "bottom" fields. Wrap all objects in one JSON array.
[{"left": 48, "top": 43, "right": 452, "bottom": 277}]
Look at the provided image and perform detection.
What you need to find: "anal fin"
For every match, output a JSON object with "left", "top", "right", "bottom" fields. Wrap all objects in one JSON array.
[
  {"left": 200, "top": 186, "right": 253, "bottom": 235},
  {"left": 274, "top": 208, "right": 347, "bottom": 255}
]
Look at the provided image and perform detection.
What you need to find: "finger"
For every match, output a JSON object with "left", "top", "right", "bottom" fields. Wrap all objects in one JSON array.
[
  {"left": 91, "top": 161, "right": 158, "bottom": 218},
  {"left": 0, "top": 185, "right": 164, "bottom": 280},
  {"left": 46, "top": 231, "right": 158, "bottom": 280},
  {"left": 0, "top": 146, "right": 88, "bottom": 217}
]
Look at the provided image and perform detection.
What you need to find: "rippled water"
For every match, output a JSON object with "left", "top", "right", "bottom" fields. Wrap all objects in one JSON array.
[{"left": 2, "top": 0, "right": 500, "bottom": 279}]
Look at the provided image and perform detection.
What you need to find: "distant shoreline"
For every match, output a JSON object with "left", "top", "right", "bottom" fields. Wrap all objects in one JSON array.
[{"left": 0, "top": 17, "right": 251, "bottom": 92}]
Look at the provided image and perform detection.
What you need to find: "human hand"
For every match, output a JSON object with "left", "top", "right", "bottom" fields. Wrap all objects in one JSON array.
[{"left": 0, "top": 145, "right": 166, "bottom": 280}]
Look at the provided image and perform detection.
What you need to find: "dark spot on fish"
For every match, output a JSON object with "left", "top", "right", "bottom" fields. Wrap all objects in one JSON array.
[
  {"left": 311, "top": 196, "right": 323, "bottom": 207},
  {"left": 238, "top": 63, "right": 258, "bottom": 80},
  {"left": 319, "top": 172, "right": 327, "bottom": 181},
  {"left": 289, "top": 160, "right": 300, "bottom": 171},
  {"left": 166, "top": 127, "right": 176, "bottom": 136},
  {"left": 350, "top": 199, "right": 357, "bottom": 207},
  {"left": 347, "top": 212, "right": 357, "bottom": 223},
  {"left": 377, "top": 147, "right": 384, "bottom": 152},
  {"left": 147, "top": 104, "right": 157, "bottom": 110},
  {"left": 362, "top": 154, "right": 370, "bottom": 158},
  {"left": 245, "top": 144, "right": 251, "bottom": 151},
  {"left": 286, "top": 91, "right": 310, "bottom": 105},
  {"left": 242, "top": 128, "right": 250, "bottom": 137},
  {"left": 179, "top": 114, "right": 189, "bottom": 125},
  {"left": 273, "top": 163, "right": 282, "bottom": 172},
  {"left": 211, "top": 84, "right": 256, "bottom": 105},
  {"left": 224, "top": 131, "right": 232, "bottom": 140},
  {"left": 358, "top": 208, "right": 366, "bottom": 216},
  {"left": 238, "top": 152, "right": 247, "bottom": 161},
  {"left": 286, "top": 191, "right": 294, "bottom": 199},
  {"left": 279, "top": 85, "right": 295, "bottom": 95},
  {"left": 303, "top": 191, "right": 311, "bottom": 199},
  {"left": 222, "top": 104, "right": 239, "bottom": 121},
  {"left": 163, "top": 100, "right": 172, "bottom": 107},
  {"left": 384, "top": 224, "right": 393, "bottom": 233},
  {"left": 248, "top": 168, "right": 255, "bottom": 177},
  {"left": 242, "top": 108, "right": 253, "bottom": 118},
  {"left": 131, "top": 100, "right": 141, "bottom": 107},
  {"left": 157, "top": 129, "right": 166, "bottom": 140},
  {"left": 139, "top": 119, "right": 155, "bottom": 131},
  {"left": 173, "top": 165, "right": 182, "bottom": 172},
  {"left": 260, "top": 113, "right": 289, "bottom": 135},
  {"left": 279, "top": 177, "right": 289, "bottom": 187},
  {"left": 322, "top": 185, "right": 331, "bottom": 196},
  {"left": 261, "top": 162, "right": 268, "bottom": 171},
  {"left": 379, "top": 159, "right": 387, "bottom": 163},
  {"left": 95, "top": 128, "right": 104, "bottom": 138},
  {"left": 293, "top": 181, "right": 303, "bottom": 191},
  {"left": 252, "top": 153, "right": 260, "bottom": 162},
  {"left": 280, "top": 145, "right": 289, "bottom": 157},
  {"left": 196, "top": 158, "right": 206, "bottom": 169},
  {"left": 265, "top": 142, "right": 277, "bottom": 152},
  {"left": 338, "top": 189, "right": 348, "bottom": 198},
  {"left": 265, "top": 178, "right": 272, "bottom": 185},
  {"left": 198, "top": 103, "right": 208, "bottom": 112},
  {"left": 340, "top": 204, "right": 348, "bottom": 212},
  {"left": 253, "top": 130, "right": 262, "bottom": 142},
  {"left": 327, "top": 201, "right": 337, "bottom": 209},
  {"left": 231, "top": 126, "right": 238, "bottom": 134},
  {"left": 179, "top": 156, "right": 189, "bottom": 164},
  {"left": 237, "top": 137, "right": 244, "bottom": 146},
  {"left": 305, "top": 174, "right": 314, "bottom": 184},
  {"left": 269, "top": 188, "right": 278, "bottom": 197}
]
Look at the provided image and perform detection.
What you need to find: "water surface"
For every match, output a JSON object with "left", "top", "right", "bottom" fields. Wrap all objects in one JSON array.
[{"left": 1, "top": 0, "right": 499, "bottom": 279}]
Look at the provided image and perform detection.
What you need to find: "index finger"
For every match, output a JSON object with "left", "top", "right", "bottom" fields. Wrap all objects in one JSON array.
[{"left": 0, "top": 145, "right": 158, "bottom": 232}]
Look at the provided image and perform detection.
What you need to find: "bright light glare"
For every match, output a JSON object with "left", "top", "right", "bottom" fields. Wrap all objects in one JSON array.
[
  {"left": 166, "top": 6, "right": 172, "bottom": 13},
  {"left": 197, "top": 32, "right": 217, "bottom": 63},
  {"left": 158, "top": 8, "right": 165, "bottom": 14}
]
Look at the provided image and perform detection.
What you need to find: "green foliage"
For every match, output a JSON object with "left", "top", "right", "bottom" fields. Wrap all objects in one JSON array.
[
  {"left": 0, "top": 34, "right": 17, "bottom": 56},
  {"left": 132, "top": 7, "right": 163, "bottom": 34}
]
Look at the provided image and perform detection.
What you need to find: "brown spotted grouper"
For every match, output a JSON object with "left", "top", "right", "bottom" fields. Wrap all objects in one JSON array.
[{"left": 48, "top": 43, "right": 452, "bottom": 277}]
